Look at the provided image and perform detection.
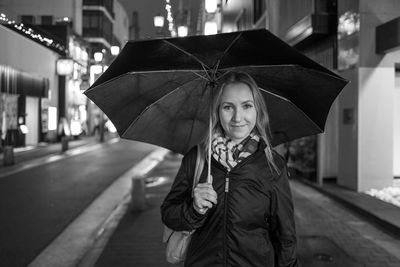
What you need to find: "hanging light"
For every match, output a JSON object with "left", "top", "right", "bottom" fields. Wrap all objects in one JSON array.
[
  {"left": 205, "top": 0, "right": 218, "bottom": 13},
  {"left": 94, "top": 52, "right": 103, "bottom": 62},
  {"left": 56, "top": 58, "right": 74, "bottom": 76},
  {"left": 111, "top": 45, "right": 120, "bottom": 56},
  {"left": 177, "top": 26, "right": 188, "bottom": 37},
  {"left": 154, "top": 15, "right": 165, "bottom": 28},
  {"left": 204, "top": 21, "right": 218, "bottom": 35}
]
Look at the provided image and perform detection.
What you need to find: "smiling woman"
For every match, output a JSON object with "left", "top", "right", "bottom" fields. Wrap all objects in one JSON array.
[
  {"left": 161, "top": 71, "right": 302, "bottom": 267},
  {"left": 218, "top": 82, "right": 257, "bottom": 144}
]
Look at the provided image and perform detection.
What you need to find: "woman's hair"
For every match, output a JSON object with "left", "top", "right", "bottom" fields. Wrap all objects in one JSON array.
[{"left": 204, "top": 71, "right": 279, "bottom": 173}]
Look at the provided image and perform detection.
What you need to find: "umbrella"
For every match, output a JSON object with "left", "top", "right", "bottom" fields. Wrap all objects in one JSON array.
[{"left": 85, "top": 29, "right": 348, "bottom": 155}]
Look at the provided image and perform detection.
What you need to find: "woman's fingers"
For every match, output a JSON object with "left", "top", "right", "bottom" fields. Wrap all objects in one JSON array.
[
  {"left": 194, "top": 185, "right": 217, "bottom": 201},
  {"left": 193, "top": 182, "right": 218, "bottom": 211}
]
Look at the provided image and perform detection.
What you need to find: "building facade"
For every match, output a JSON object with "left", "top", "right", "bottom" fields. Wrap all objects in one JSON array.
[
  {"left": 0, "top": 0, "right": 129, "bottom": 146},
  {"left": 0, "top": 16, "right": 61, "bottom": 147},
  {"left": 208, "top": 0, "right": 400, "bottom": 192}
]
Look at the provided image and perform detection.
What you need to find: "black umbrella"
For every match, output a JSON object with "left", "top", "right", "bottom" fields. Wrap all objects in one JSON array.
[{"left": 85, "top": 29, "right": 348, "bottom": 154}]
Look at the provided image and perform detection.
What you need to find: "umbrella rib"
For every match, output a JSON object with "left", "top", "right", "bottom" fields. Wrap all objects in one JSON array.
[
  {"left": 259, "top": 87, "right": 323, "bottom": 131},
  {"left": 214, "top": 32, "right": 243, "bottom": 72},
  {"left": 162, "top": 39, "right": 210, "bottom": 72},
  {"left": 122, "top": 76, "right": 204, "bottom": 136},
  {"left": 190, "top": 70, "right": 209, "bottom": 81}
]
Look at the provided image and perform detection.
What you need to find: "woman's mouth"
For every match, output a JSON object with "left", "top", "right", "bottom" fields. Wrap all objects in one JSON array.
[{"left": 231, "top": 125, "right": 246, "bottom": 128}]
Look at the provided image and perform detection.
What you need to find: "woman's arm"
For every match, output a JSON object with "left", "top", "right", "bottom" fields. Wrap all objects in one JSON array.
[
  {"left": 160, "top": 148, "right": 208, "bottom": 231},
  {"left": 270, "top": 164, "right": 301, "bottom": 267}
]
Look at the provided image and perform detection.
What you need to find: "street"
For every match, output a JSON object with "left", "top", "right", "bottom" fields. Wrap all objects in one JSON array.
[
  {"left": 0, "top": 138, "right": 160, "bottom": 267},
  {"left": 93, "top": 153, "right": 400, "bottom": 267},
  {"left": 0, "top": 140, "right": 399, "bottom": 266},
  {"left": 1, "top": 0, "right": 400, "bottom": 266}
]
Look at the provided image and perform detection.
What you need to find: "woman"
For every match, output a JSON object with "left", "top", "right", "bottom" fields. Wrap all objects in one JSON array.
[{"left": 161, "top": 71, "right": 301, "bottom": 267}]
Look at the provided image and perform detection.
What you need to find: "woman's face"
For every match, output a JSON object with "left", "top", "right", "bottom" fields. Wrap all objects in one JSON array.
[{"left": 219, "top": 82, "right": 257, "bottom": 144}]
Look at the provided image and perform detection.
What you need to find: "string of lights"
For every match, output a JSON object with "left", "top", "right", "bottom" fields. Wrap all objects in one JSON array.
[
  {"left": 0, "top": 13, "right": 66, "bottom": 54},
  {"left": 165, "top": 0, "right": 177, "bottom": 37}
]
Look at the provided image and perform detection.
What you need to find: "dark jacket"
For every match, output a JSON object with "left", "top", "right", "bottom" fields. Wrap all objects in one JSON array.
[{"left": 161, "top": 143, "right": 301, "bottom": 267}]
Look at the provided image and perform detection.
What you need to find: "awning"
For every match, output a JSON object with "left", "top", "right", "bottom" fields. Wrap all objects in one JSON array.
[
  {"left": 376, "top": 17, "right": 400, "bottom": 54},
  {"left": 284, "top": 13, "right": 337, "bottom": 49},
  {"left": 0, "top": 65, "right": 49, "bottom": 97}
]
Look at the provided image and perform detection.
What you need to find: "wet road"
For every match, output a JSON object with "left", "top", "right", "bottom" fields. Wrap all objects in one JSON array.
[{"left": 0, "top": 139, "right": 158, "bottom": 267}]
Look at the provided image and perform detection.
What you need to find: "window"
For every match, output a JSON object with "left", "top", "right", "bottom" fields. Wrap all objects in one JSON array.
[
  {"left": 253, "top": 0, "right": 266, "bottom": 24},
  {"left": 41, "top": 15, "right": 53, "bottom": 25},
  {"left": 20, "top": 15, "right": 36, "bottom": 24},
  {"left": 83, "top": 10, "right": 113, "bottom": 44}
]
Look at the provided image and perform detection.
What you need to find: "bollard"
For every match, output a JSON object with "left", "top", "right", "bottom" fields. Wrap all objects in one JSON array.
[
  {"left": 131, "top": 177, "right": 146, "bottom": 211},
  {"left": 3, "top": 146, "right": 15, "bottom": 166},
  {"left": 61, "top": 137, "right": 69, "bottom": 152}
]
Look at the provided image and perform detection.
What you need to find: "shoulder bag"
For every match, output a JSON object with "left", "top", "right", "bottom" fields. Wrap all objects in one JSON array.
[{"left": 163, "top": 144, "right": 205, "bottom": 264}]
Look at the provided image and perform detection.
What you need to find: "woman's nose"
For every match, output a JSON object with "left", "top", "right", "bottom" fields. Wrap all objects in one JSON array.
[{"left": 232, "top": 109, "right": 242, "bottom": 122}]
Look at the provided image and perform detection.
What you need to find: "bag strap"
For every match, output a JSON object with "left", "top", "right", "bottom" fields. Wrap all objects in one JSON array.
[{"left": 191, "top": 144, "right": 205, "bottom": 197}]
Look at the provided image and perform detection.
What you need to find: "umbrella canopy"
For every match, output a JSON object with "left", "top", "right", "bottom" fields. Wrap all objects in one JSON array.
[{"left": 85, "top": 29, "right": 348, "bottom": 154}]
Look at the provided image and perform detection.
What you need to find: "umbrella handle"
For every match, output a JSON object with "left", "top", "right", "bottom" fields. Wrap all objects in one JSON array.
[{"left": 207, "top": 109, "right": 212, "bottom": 184}]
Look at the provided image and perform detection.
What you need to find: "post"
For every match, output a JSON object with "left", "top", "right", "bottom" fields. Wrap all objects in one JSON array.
[
  {"left": 3, "top": 145, "right": 14, "bottom": 166},
  {"left": 131, "top": 177, "right": 146, "bottom": 211},
  {"left": 99, "top": 112, "right": 105, "bottom": 142},
  {"left": 61, "top": 136, "right": 69, "bottom": 152}
]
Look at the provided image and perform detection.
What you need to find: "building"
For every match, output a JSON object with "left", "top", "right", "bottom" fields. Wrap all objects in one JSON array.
[
  {"left": 198, "top": 0, "right": 400, "bottom": 192},
  {"left": 0, "top": 0, "right": 129, "bottom": 146},
  {"left": 0, "top": 14, "right": 63, "bottom": 148},
  {"left": 82, "top": 0, "right": 129, "bottom": 134}
]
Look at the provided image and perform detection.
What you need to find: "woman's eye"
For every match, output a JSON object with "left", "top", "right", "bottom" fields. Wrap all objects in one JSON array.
[
  {"left": 223, "top": 105, "right": 232, "bottom": 110},
  {"left": 243, "top": 104, "right": 253, "bottom": 109}
]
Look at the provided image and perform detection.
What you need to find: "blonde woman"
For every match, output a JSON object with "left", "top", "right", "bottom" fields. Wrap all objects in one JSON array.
[{"left": 161, "top": 71, "right": 301, "bottom": 267}]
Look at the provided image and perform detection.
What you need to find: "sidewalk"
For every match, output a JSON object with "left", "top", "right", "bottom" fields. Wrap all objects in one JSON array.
[
  {"left": 82, "top": 156, "right": 400, "bottom": 266},
  {"left": 0, "top": 133, "right": 116, "bottom": 168},
  {"left": 79, "top": 152, "right": 182, "bottom": 267},
  {"left": 298, "top": 177, "right": 400, "bottom": 238}
]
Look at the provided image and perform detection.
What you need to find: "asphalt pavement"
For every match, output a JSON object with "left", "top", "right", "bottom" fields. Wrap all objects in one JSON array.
[
  {"left": 1, "top": 136, "right": 400, "bottom": 267},
  {"left": 89, "top": 154, "right": 400, "bottom": 267},
  {"left": 0, "top": 135, "right": 166, "bottom": 267}
]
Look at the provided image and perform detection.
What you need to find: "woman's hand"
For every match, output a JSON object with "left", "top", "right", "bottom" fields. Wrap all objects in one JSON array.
[{"left": 193, "top": 176, "right": 217, "bottom": 215}]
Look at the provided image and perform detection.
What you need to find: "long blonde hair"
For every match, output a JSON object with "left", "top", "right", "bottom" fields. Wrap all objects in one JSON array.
[{"left": 204, "top": 71, "right": 279, "bottom": 173}]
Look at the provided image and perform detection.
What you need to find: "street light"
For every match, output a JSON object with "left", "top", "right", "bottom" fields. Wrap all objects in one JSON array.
[
  {"left": 94, "top": 52, "right": 103, "bottom": 62},
  {"left": 56, "top": 58, "right": 74, "bottom": 76},
  {"left": 177, "top": 25, "right": 188, "bottom": 37},
  {"left": 154, "top": 14, "right": 164, "bottom": 28},
  {"left": 93, "top": 51, "right": 105, "bottom": 142},
  {"left": 204, "top": 21, "right": 218, "bottom": 35},
  {"left": 111, "top": 45, "right": 120, "bottom": 56},
  {"left": 205, "top": 0, "right": 218, "bottom": 13}
]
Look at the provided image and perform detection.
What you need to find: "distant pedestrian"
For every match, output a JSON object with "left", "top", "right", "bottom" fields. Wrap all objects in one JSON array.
[
  {"left": 92, "top": 114, "right": 100, "bottom": 136},
  {"left": 161, "top": 71, "right": 301, "bottom": 266}
]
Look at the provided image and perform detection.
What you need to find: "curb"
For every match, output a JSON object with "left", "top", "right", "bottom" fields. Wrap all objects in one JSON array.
[
  {"left": 28, "top": 147, "right": 171, "bottom": 267},
  {"left": 0, "top": 137, "right": 120, "bottom": 179},
  {"left": 296, "top": 177, "right": 400, "bottom": 238}
]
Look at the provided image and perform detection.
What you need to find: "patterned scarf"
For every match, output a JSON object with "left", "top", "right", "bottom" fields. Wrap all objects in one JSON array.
[{"left": 211, "top": 131, "right": 260, "bottom": 171}]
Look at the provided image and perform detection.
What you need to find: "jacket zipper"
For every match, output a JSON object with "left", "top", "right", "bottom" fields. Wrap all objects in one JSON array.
[{"left": 223, "top": 170, "right": 230, "bottom": 266}]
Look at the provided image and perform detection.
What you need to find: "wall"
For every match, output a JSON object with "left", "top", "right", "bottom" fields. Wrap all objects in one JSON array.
[
  {"left": 113, "top": 0, "right": 129, "bottom": 45},
  {"left": 0, "top": 26, "right": 59, "bottom": 108},
  {"left": 358, "top": 66, "right": 395, "bottom": 191},
  {"left": 394, "top": 68, "right": 400, "bottom": 177},
  {"left": 355, "top": 0, "right": 400, "bottom": 191},
  {"left": 337, "top": 68, "right": 358, "bottom": 189},
  {"left": 317, "top": 99, "right": 339, "bottom": 181}
]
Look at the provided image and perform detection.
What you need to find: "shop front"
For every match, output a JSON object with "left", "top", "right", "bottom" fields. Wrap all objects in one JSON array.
[{"left": 0, "top": 65, "right": 49, "bottom": 149}]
